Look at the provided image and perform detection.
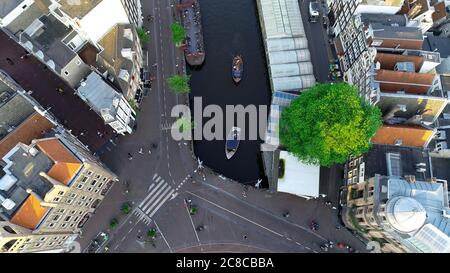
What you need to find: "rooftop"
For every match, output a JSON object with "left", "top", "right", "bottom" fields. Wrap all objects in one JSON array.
[
  {"left": 0, "top": 112, "right": 55, "bottom": 159},
  {"left": 24, "top": 13, "right": 77, "bottom": 69},
  {"left": 0, "top": 93, "right": 35, "bottom": 139},
  {"left": 0, "top": 0, "right": 22, "bottom": 18},
  {"left": 96, "top": 24, "right": 136, "bottom": 94},
  {"left": 57, "top": 0, "right": 103, "bottom": 19},
  {"left": 0, "top": 30, "right": 113, "bottom": 151},
  {"left": 360, "top": 13, "right": 407, "bottom": 27},
  {"left": 35, "top": 138, "right": 82, "bottom": 185},
  {"left": 423, "top": 35, "right": 450, "bottom": 58},
  {"left": 371, "top": 124, "right": 435, "bottom": 147},
  {"left": 375, "top": 69, "right": 436, "bottom": 95},
  {"left": 375, "top": 52, "right": 424, "bottom": 72},
  {"left": 0, "top": 143, "right": 53, "bottom": 220},
  {"left": 362, "top": 144, "right": 432, "bottom": 181}
]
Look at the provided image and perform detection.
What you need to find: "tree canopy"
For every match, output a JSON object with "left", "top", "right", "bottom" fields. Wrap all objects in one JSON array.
[
  {"left": 279, "top": 83, "right": 382, "bottom": 166},
  {"left": 167, "top": 74, "right": 191, "bottom": 93},
  {"left": 170, "top": 22, "right": 186, "bottom": 45},
  {"left": 136, "top": 27, "right": 150, "bottom": 45}
]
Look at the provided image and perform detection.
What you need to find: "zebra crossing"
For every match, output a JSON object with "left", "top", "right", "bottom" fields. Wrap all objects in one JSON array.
[
  {"left": 133, "top": 173, "right": 177, "bottom": 224},
  {"left": 161, "top": 120, "right": 174, "bottom": 131}
]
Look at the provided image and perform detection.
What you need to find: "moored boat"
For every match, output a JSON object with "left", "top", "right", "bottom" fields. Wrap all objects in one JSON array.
[
  {"left": 232, "top": 55, "right": 243, "bottom": 83},
  {"left": 225, "top": 127, "right": 241, "bottom": 159},
  {"left": 178, "top": 0, "right": 205, "bottom": 66}
]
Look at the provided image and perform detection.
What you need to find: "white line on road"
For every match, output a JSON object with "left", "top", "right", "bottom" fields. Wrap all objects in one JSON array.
[
  {"left": 141, "top": 183, "right": 169, "bottom": 211},
  {"left": 185, "top": 202, "right": 203, "bottom": 251},
  {"left": 187, "top": 191, "right": 285, "bottom": 237},
  {"left": 149, "top": 189, "right": 175, "bottom": 217},
  {"left": 140, "top": 181, "right": 166, "bottom": 207},
  {"left": 145, "top": 186, "right": 173, "bottom": 214},
  {"left": 154, "top": 221, "right": 173, "bottom": 253}
]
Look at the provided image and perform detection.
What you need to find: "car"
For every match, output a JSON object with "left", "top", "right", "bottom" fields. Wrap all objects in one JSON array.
[{"left": 309, "top": 2, "right": 320, "bottom": 22}]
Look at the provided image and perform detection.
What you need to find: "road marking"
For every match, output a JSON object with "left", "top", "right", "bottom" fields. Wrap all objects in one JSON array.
[
  {"left": 140, "top": 181, "right": 165, "bottom": 207},
  {"left": 141, "top": 183, "right": 169, "bottom": 211},
  {"left": 148, "top": 189, "right": 175, "bottom": 216},
  {"left": 147, "top": 182, "right": 156, "bottom": 192},
  {"left": 185, "top": 201, "right": 203, "bottom": 251},
  {"left": 145, "top": 186, "right": 173, "bottom": 214},
  {"left": 153, "top": 173, "right": 158, "bottom": 180},
  {"left": 187, "top": 191, "right": 284, "bottom": 237},
  {"left": 155, "top": 176, "right": 161, "bottom": 183},
  {"left": 154, "top": 221, "right": 173, "bottom": 253}
]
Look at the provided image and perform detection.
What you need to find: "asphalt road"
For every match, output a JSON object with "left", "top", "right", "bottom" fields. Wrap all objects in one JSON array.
[{"left": 76, "top": 0, "right": 367, "bottom": 253}]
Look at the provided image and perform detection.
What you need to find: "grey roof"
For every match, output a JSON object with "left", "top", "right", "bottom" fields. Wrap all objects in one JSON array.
[
  {"left": 423, "top": 35, "right": 450, "bottom": 58},
  {"left": 0, "top": 94, "right": 35, "bottom": 139},
  {"left": 0, "top": 0, "right": 22, "bottom": 18},
  {"left": 29, "top": 14, "right": 77, "bottom": 69},
  {"left": 77, "top": 71, "right": 120, "bottom": 117},
  {"left": 440, "top": 75, "right": 450, "bottom": 92},
  {"left": 360, "top": 13, "right": 407, "bottom": 27},
  {"left": 0, "top": 144, "right": 53, "bottom": 219},
  {"left": 371, "top": 24, "right": 423, "bottom": 41},
  {"left": 362, "top": 144, "right": 432, "bottom": 182}
]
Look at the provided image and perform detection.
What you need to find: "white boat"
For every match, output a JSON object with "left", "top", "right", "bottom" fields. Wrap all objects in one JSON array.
[{"left": 225, "top": 127, "right": 241, "bottom": 159}]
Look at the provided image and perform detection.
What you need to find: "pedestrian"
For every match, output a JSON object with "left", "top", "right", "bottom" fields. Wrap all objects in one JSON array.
[
  {"left": 127, "top": 153, "right": 133, "bottom": 160},
  {"left": 148, "top": 150, "right": 152, "bottom": 155},
  {"left": 243, "top": 235, "right": 247, "bottom": 240},
  {"left": 332, "top": 206, "right": 337, "bottom": 210},
  {"left": 139, "top": 148, "right": 144, "bottom": 154}
]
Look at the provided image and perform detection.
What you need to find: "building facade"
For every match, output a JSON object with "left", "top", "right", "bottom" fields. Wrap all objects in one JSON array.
[{"left": 0, "top": 134, "right": 117, "bottom": 253}]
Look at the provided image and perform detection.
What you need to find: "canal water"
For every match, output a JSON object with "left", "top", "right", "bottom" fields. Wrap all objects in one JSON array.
[{"left": 188, "top": 0, "right": 272, "bottom": 184}]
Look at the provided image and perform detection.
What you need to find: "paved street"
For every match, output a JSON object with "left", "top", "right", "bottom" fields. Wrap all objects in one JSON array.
[
  {"left": 0, "top": 30, "right": 113, "bottom": 151},
  {"left": 299, "top": 0, "right": 335, "bottom": 83},
  {"left": 65, "top": 0, "right": 366, "bottom": 253}
]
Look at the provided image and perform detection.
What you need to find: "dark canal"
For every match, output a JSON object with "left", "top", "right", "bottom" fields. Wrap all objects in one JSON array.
[{"left": 188, "top": 0, "right": 272, "bottom": 184}]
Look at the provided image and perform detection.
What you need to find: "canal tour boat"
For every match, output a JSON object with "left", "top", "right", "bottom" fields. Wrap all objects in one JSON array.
[
  {"left": 225, "top": 127, "right": 241, "bottom": 159},
  {"left": 232, "top": 55, "right": 243, "bottom": 83}
]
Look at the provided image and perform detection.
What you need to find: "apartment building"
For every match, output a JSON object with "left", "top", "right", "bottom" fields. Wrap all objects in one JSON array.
[
  {"left": 0, "top": 133, "right": 117, "bottom": 253},
  {"left": 342, "top": 144, "right": 450, "bottom": 253},
  {"left": 328, "top": 0, "right": 380, "bottom": 104}
]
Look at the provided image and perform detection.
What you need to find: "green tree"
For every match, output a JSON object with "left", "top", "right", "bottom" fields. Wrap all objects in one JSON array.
[
  {"left": 170, "top": 22, "right": 186, "bottom": 46},
  {"left": 110, "top": 218, "right": 119, "bottom": 230},
  {"left": 136, "top": 27, "right": 150, "bottom": 45},
  {"left": 147, "top": 228, "right": 157, "bottom": 239},
  {"left": 280, "top": 83, "right": 382, "bottom": 166},
  {"left": 167, "top": 75, "right": 191, "bottom": 93},
  {"left": 121, "top": 203, "right": 131, "bottom": 214}
]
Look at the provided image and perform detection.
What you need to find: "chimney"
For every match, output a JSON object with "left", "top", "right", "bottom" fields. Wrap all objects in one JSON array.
[
  {"left": 383, "top": 104, "right": 407, "bottom": 122},
  {"left": 405, "top": 114, "right": 423, "bottom": 125}
]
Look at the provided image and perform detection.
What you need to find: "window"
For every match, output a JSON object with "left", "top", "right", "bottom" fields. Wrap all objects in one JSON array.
[
  {"left": 81, "top": 176, "right": 88, "bottom": 183},
  {"left": 81, "top": 196, "right": 86, "bottom": 200},
  {"left": 70, "top": 193, "right": 77, "bottom": 198},
  {"left": 49, "top": 223, "right": 55, "bottom": 228},
  {"left": 61, "top": 223, "right": 67, "bottom": 228},
  {"left": 58, "top": 191, "right": 65, "bottom": 196},
  {"left": 98, "top": 183, "right": 104, "bottom": 188},
  {"left": 88, "top": 197, "right": 93, "bottom": 201},
  {"left": 76, "top": 59, "right": 82, "bottom": 66},
  {"left": 66, "top": 199, "right": 73, "bottom": 204},
  {"left": 102, "top": 177, "right": 107, "bottom": 182},
  {"left": 64, "top": 216, "right": 72, "bottom": 222},
  {"left": 87, "top": 187, "right": 93, "bottom": 192},
  {"left": 39, "top": 237, "right": 46, "bottom": 242},
  {"left": 94, "top": 189, "right": 99, "bottom": 193},
  {"left": 87, "top": 170, "right": 93, "bottom": 176},
  {"left": 64, "top": 71, "right": 70, "bottom": 76},
  {"left": 52, "top": 215, "right": 60, "bottom": 222},
  {"left": 77, "top": 184, "right": 84, "bottom": 189},
  {"left": 70, "top": 210, "right": 76, "bottom": 215},
  {"left": 58, "top": 209, "right": 65, "bottom": 214},
  {"left": 34, "top": 243, "right": 41, "bottom": 248},
  {"left": 77, "top": 201, "right": 83, "bottom": 206},
  {"left": 53, "top": 197, "right": 61, "bottom": 202},
  {"left": 95, "top": 174, "right": 101, "bottom": 179},
  {"left": 90, "top": 180, "right": 97, "bottom": 186}
]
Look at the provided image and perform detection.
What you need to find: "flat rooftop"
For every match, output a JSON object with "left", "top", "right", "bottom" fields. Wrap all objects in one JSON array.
[
  {"left": 0, "top": 0, "right": 22, "bottom": 18},
  {"left": 0, "top": 94, "right": 35, "bottom": 139},
  {"left": 57, "top": 0, "right": 103, "bottom": 19}
]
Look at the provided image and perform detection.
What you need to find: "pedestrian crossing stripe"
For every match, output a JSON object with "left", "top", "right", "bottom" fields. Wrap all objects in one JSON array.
[{"left": 141, "top": 182, "right": 169, "bottom": 211}]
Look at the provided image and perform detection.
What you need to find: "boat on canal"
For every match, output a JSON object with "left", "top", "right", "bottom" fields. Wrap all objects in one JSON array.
[
  {"left": 178, "top": 0, "right": 205, "bottom": 66},
  {"left": 225, "top": 127, "right": 241, "bottom": 159},
  {"left": 232, "top": 55, "right": 243, "bottom": 83}
]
